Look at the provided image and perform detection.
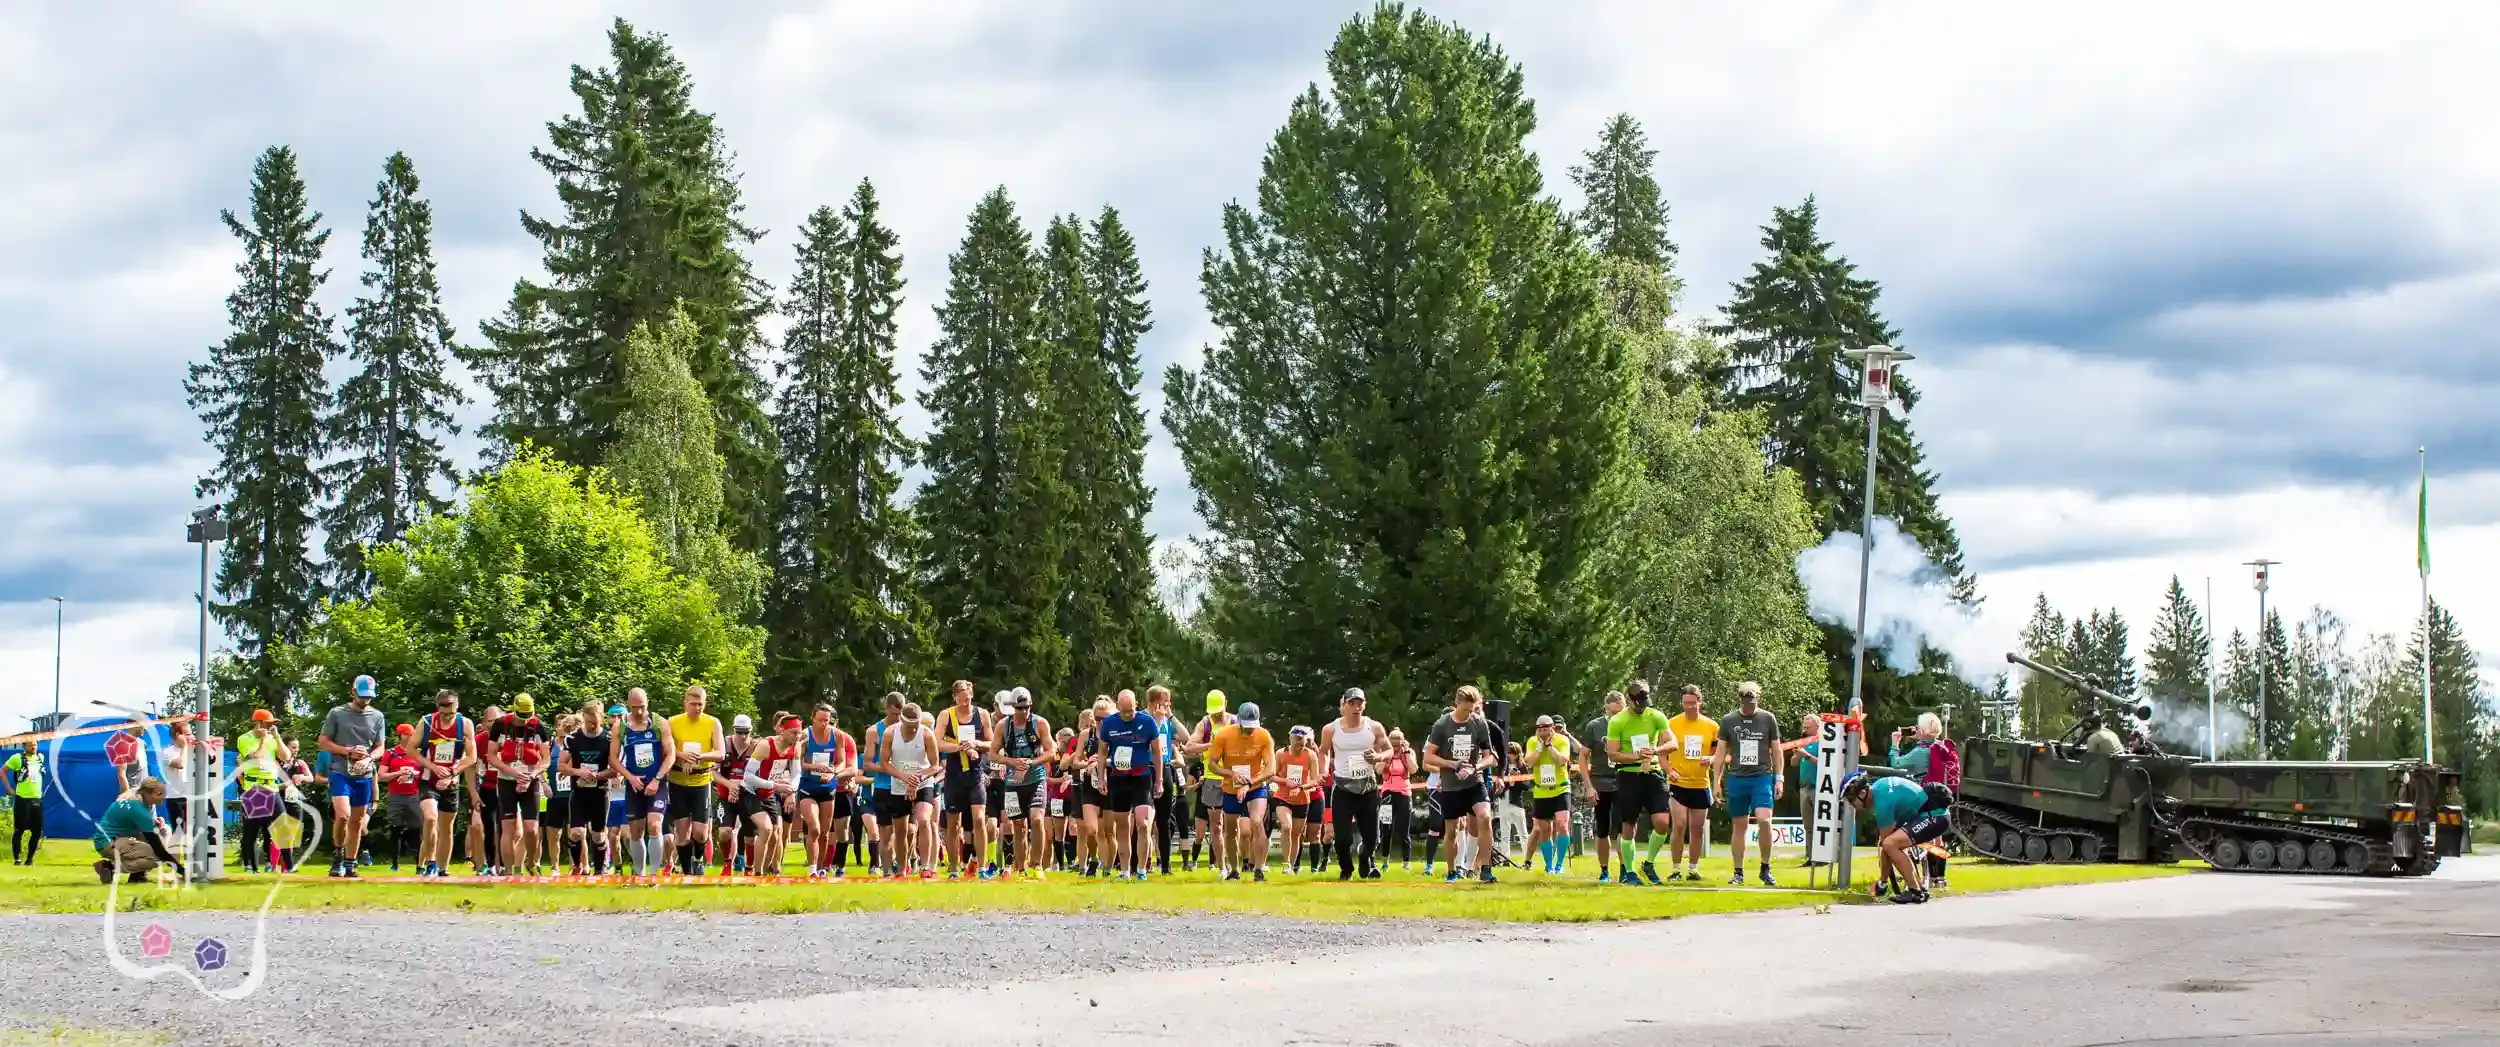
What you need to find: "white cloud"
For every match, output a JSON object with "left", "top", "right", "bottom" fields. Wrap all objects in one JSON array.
[{"left": 0, "top": 600, "right": 196, "bottom": 728}]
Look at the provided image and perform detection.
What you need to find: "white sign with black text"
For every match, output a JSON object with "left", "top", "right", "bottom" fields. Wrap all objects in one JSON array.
[{"left": 1809, "top": 717, "right": 1851, "bottom": 865}]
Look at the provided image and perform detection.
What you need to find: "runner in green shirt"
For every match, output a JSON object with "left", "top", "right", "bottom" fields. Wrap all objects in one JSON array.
[
  {"left": 1605, "top": 681, "right": 1676, "bottom": 885},
  {"left": 1523, "top": 716, "right": 1574, "bottom": 873},
  {"left": 5, "top": 740, "right": 44, "bottom": 865}
]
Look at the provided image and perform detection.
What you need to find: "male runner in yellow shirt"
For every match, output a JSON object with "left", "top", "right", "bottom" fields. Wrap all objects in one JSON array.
[{"left": 1662, "top": 684, "right": 1720, "bottom": 881}]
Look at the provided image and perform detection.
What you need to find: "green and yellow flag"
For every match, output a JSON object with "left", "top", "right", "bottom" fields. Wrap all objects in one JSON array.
[{"left": 2417, "top": 450, "right": 2431, "bottom": 578}]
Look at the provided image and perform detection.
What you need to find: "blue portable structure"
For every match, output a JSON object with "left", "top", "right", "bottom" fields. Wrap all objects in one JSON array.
[{"left": 36, "top": 718, "right": 236, "bottom": 840}]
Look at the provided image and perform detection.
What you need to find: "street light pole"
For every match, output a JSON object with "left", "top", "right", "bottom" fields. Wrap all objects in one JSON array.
[
  {"left": 1837, "top": 344, "right": 1912, "bottom": 893},
  {"left": 50, "top": 596, "right": 63, "bottom": 719},
  {"left": 2244, "top": 558, "right": 2277, "bottom": 759},
  {"left": 185, "top": 506, "right": 228, "bottom": 884}
]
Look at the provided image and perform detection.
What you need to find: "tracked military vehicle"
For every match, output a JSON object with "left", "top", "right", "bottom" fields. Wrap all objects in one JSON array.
[{"left": 1948, "top": 653, "right": 2466, "bottom": 877}]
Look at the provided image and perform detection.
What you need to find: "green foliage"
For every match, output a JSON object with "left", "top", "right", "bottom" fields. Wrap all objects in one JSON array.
[
  {"left": 918, "top": 189, "right": 1069, "bottom": 701},
  {"left": 1571, "top": 113, "right": 1675, "bottom": 272},
  {"left": 301, "top": 449, "right": 762, "bottom": 727},
  {"left": 2140, "top": 575, "right": 2212, "bottom": 749},
  {"left": 184, "top": 145, "right": 337, "bottom": 711},
  {"left": 1708, "top": 198, "right": 1976, "bottom": 728},
  {"left": 763, "top": 184, "right": 936, "bottom": 718},
  {"left": 475, "top": 18, "right": 778, "bottom": 553},
  {"left": 322, "top": 152, "right": 467, "bottom": 595},
  {"left": 2352, "top": 601, "right": 2497, "bottom": 810},
  {"left": 1165, "top": 3, "right": 1639, "bottom": 731},
  {"left": 609, "top": 307, "right": 766, "bottom": 619},
  {"left": 1047, "top": 209, "right": 1160, "bottom": 703}
]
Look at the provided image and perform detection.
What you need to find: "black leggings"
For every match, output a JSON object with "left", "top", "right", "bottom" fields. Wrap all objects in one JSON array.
[
  {"left": 1332, "top": 786, "right": 1380, "bottom": 871},
  {"left": 239, "top": 816, "right": 276, "bottom": 870},
  {"left": 1154, "top": 791, "right": 1178, "bottom": 869},
  {"left": 11, "top": 797, "right": 41, "bottom": 863},
  {"left": 1382, "top": 792, "right": 1412, "bottom": 863}
]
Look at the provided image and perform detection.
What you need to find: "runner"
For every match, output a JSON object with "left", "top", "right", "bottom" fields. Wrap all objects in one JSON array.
[
  {"left": 1094, "top": 688, "right": 1162, "bottom": 881},
  {"left": 559, "top": 700, "right": 615, "bottom": 875},
  {"left": 1182, "top": 691, "right": 1233, "bottom": 874},
  {"left": 407, "top": 692, "right": 470, "bottom": 877},
  {"left": 1715, "top": 681, "right": 1784, "bottom": 887},
  {"left": 1067, "top": 702, "right": 1107, "bottom": 876},
  {"left": 1663, "top": 684, "right": 1720, "bottom": 882},
  {"left": 864, "top": 693, "right": 906, "bottom": 876},
  {"left": 1047, "top": 728, "right": 1076, "bottom": 869},
  {"left": 230, "top": 712, "right": 288, "bottom": 873},
  {"left": 610, "top": 688, "right": 675, "bottom": 875},
  {"left": 989, "top": 688, "right": 1054, "bottom": 880},
  {"left": 1318, "top": 687, "right": 1389, "bottom": 880},
  {"left": 1605, "top": 680, "right": 1676, "bottom": 886},
  {"left": 797, "top": 703, "right": 858, "bottom": 878},
  {"left": 739, "top": 713, "right": 802, "bottom": 875},
  {"left": 318, "top": 674, "right": 388, "bottom": 878},
  {"left": 467, "top": 705, "right": 503, "bottom": 875},
  {"left": 665, "top": 686, "right": 726, "bottom": 876},
  {"left": 378, "top": 725, "right": 425, "bottom": 869},
  {"left": 1147, "top": 686, "right": 1185, "bottom": 876},
  {"left": 932, "top": 680, "right": 993, "bottom": 879},
  {"left": 1272, "top": 727, "right": 1319, "bottom": 874},
  {"left": 1206, "top": 701, "right": 1276, "bottom": 882},
  {"left": 880, "top": 702, "right": 941, "bottom": 879},
  {"left": 1579, "top": 691, "right": 1625, "bottom": 882},
  {"left": 489, "top": 694, "right": 552, "bottom": 876},
  {"left": 1841, "top": 769, "right": 1947, "bottom": 904},
  {"left": 1381, "top": 729, "right": 1415, "bottom": 869},
  {"left": 1424, "top": 688, "right": 1500, "bottom": 884},
  {"left": 983, "top": 691, "right": 1014, "bottom": 875},
  {"left": 1523, "top": 715, "right": 1575, "bottom": 874},
  {"left": 4, "top": 739, "right": 43, "bottom": 865},
  {"left": 717, "top": 714, "right": 757, "bottom": 874}
]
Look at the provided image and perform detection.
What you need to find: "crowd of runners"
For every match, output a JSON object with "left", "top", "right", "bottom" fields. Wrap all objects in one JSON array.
[{"left": 73, "top": 672, "right": 1966, "bottom": 902}]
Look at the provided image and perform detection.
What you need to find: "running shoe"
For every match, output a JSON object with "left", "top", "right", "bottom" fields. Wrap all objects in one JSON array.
[
  {"left": 1759, "top": 868, "right": 1778, "bottom": 888},
  {"left": 1478, "top": 866, "right": 1496, "bottom": 884},
  {"left": 1339, "top": 868, "right": 1355, "bottom": 882},
  {"left": 919, "top": 869, "right": 937, "bottom": 881},
  {"left": 1224, "top": 868, "right": 1241, "bottom": 881},
  {"left": 1889, "top": 888, "right": 1925, "bottom": 905},
  {"left": 342, "top": 863, "right": 360, "bottom": 879},
  {"left": 1132, "top": 869, "right": 1148, "bottom": 883},
  {"left": 1253, "top": 867, "right": 1267, "bottom": 883},
  {"left": 1639, "top": 861, "right": 1662, "bottom": 886},
  {"left": 1932, "top": 877, "right": 1947, "bottom": 891},
  {"left": 1445, "top": 867, "right": 1462, "bottom": 884},
  {"left": 1616, "top": 869, "right": 1641, "bottom": 886},
  {"left": 327, "top": 862, "right": 343, "bottom": 879},
  {"left": 1730, "top": 871, "right": 1746, "bottom": 886}
]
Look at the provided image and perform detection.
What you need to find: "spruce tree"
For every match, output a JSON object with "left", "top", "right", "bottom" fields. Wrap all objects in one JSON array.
[
  {"left": 1042, "top": 209, "right": 1159, "bottom": 702},
  {"left": 469, "top": 289, "right": 566, "bottom": 467},
  {"left": 1164, "top": 4, "right": 1638, "bottom": 725},
  {"left": 1711, "top": 197, "right": 1975, "bottom": 723},
  {"left": 1571, "top": 113, "right": 1674, "bottom": 271},
  {"left": 475, "top": 18, "right": 777, "bottom": 554},
  {"left": 2015, "top": 594, "right": 2074, "bottom": 738},
  {"left": 2141, "top": 575, "right": 2213, "bottom": 749},
  {"left": 610, "top": 307, "right": 766, "bottom": 618},
  {"left": 184, "top": 145, "right": 337, "bottom": 707},
  {"left": 918, "top": 189, "right": 1068, "bottom": 698},
  {"left": 763, "top": 183, "right": 935, "bottom": 714},
  {"left": 2399, "top": 601, "right": 2493, "bottom": 800},
  {"left": 321, "top": 152, "right": 468, "bottom": 594}
]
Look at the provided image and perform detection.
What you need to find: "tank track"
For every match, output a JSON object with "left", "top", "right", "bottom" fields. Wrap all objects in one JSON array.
[
  {"left": 2173, "top": 815, "right": 2423, "bottom": 877},
  {"left": 1951, "top": 799, "right": 2112, "bottom": 864}
]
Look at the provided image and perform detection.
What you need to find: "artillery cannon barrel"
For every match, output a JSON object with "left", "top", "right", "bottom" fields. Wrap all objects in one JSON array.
[{"left": 2005, "top": 652, "right": 2143, "bottom": 718}]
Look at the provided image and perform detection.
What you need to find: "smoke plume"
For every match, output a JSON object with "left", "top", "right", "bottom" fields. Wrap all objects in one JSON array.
[{"left": 1794, "top": 517, "right": 2007, "bottom": 692}]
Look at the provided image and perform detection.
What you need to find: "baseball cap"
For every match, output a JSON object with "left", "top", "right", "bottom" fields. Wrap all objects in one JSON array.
[
  {"left": 607, "top": 704, "right": 626, "bottom": 716},
  {"left": 731, "top": 713, "right": 754, "bottom": 731},
  {"left": 395, "top": 723, "right": 416, "bottom": 736},
  {"left": 1013, "top": 690, "right": 1033, "bottom": 709},
  {"left": 250, "top": 709, "right": 275, "bottom": 724},
  {"left": 1534, "top": 714, "right": 1555, "bottom": 727},
  {"left": 1012, "top": 686, "right": 1032, "bottom": 703},
  {"left": 1341, "top": 687, "right": 1366, "bottom": 703},
  {"left": 352, "top": 675, "right": 377, "bottom": 699},
  {"left": 511, "top": 693, "right": 535, "bottom": 714},
  {"left": 1235, "top": 702, "right": 1261, "bottom": 728},
  {"left": 995, "top": 690, "right": 1015, "bottom": 713},
  {"left": 1205, "top": 689, "right": 1227, "bottom": 714}
]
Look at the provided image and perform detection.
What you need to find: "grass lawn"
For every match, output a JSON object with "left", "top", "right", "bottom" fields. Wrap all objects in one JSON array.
[{"left": 0, "top": 845, "right": 2187, "bottom": 922}]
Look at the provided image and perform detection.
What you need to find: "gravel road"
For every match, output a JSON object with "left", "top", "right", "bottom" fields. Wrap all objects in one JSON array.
[{"left": 0, "top": 910, "right": 1478, "bottom": 1047}]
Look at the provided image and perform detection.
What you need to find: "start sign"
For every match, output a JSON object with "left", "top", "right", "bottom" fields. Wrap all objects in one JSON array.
[{"left": 1808, "top": 716, "right": 1860, "bottom": 865}]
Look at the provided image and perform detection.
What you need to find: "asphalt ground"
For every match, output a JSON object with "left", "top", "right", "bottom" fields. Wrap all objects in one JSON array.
[{"left": 1, "top": 857, "right": 2492, "bottom": 1047}]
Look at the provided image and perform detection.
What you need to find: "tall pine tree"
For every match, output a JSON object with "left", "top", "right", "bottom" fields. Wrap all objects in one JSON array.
[
  {"left": 185, "top": 145, "right": 337, "bottom": 707},
  {"left": 918, "top": 189, "right": 1068, "bottom": 699},
  {"left": 2141, "top": 575, "right": 2213, "bottom": 750},
  {"left": 1165, "top": 4, "right": 1638, "bottom": 727},
  {"left": 1044, "top": 209, "right": 1159, "bottom": 702},
  {"left": 1711, "top": 197, "right": 1974, "bottom": 724},
  {"left": 763, "top": 183, "right": 935, "bottom": 714},
  {"left": 473, "top": 19, "right": 777, "bottom": 555},
  {"left": 321, "top": 152, "right": 467, "bottom": 594},
  {"left": 1573, "top": 114, "right": 1825, "bottom": 724}
]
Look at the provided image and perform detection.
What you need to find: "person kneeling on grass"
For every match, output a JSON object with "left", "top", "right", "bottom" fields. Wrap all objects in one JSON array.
[
  {"left": 94, "top": 777, "right": 185, "bottom": 884},
  {"left": 1840, "top": 770, "right": 1950, "bottom": 904}
]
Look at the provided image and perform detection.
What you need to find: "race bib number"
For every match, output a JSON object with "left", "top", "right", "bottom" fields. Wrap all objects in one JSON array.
[
  {"left": 606, "top": 781, "right": 626, "bottom": 800},
  {"left": 1230, "top": 764, "right": 1251, "bottom": 782},
  {"left": 1451, "top": 735, "right": 1474, "bottom": 761},
  {"left": 1629, "top": 733, "right": 1650, "bottom": 754},
  {"left": 1738, "top": 739, "right": 1761, "bottom": 765},
  {"left": 1286, "top": 765, "right": 1304, "bottom": 783},
  {"left": 1538, "top": 764, "right": 1559, "bottom": 787},
  {"left": 955, "top": 725, "right": 976, "bottom": 743},
  {"left": 432, "top": 739, "right": 456, "bottom": 763},
  {"left": 554, "top": 775, "right": 571, "bottom": 794},
  {"left": 682, "top": 740, "right": 700, "bottom": 755},
  {"left": 1003, "top": 789, "right": 1023, "bottom": 817},
  {"left": 348, "top": 758, "right": 375, "bottom": 777},
  {"left": 1049, "top": 798, "right": 1066, "bottom": 817},
  {"left": 1112, "top": 747, "right": 1134, "bottom": 772},
  {"left": 1683, "top": 734, "right": 1705, "bottom": 760},
  {"left": 810, "top": 752, "right": 833, "bottom": 771},
  {"left": 633, "top": 742, "right": 655, "bottom": 767}
]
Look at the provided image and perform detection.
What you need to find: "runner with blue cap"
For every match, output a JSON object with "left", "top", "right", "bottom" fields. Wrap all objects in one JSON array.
[{"left": 319, "top": 674, "right": 388, "bottom": 877}]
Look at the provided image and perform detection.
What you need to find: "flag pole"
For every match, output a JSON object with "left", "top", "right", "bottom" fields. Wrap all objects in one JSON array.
[
  {"left": 2418, "top": 447, "right": 2433, "bottom": 764},
  {"left": 2204, "top": 576, "right": 2217, "bottom": 759}
]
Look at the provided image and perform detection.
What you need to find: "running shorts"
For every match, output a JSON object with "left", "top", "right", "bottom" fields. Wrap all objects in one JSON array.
[
  {"left": 831, "top": 790, "right": 857, "bottom": 820},
  {"left": 747, "top": 790, "right": 783, "bottom": 821},
  {"left": 569, "top": 788, "right": 607, "bottom": 829},
  {"left": 496, "top": 780, "right": 540, "bottom": 819},
  {"left": 1614, "top": 772, "right": 1669, "bottom": 825},
  {"left": 422, "top": 780, "right": 461, "bottom": 813},
  {"left": 1299, "top": 798, "right": 1324, "bottom": 823},
  {"left": 607, "top": 794, "right": 631, "bottom": 828},
  {"left": 385, "top": 792, "right": 423, "bottom": 831},
  {"left": 326, "top": 772, "right": 374, "bottom": 809},
  {"left": 1104, "top": 775, "right": 1151, "bottom": 811},
  {"left": 1531, "top": 794, "right": 1571, "bottom": 819},
  {"left": 1591, "top": 788, "right": 1616, "bottom": 834},
  {"left": 625, "top": 786, "right": 666, "bottom": 821},
  {"left": 984, "top": 779, "right": 1006, "bottom": 818},
  {"left": 1001, "top": 781, "right": 1044, "bottom": 820},
  {"left": 1900, "top": 811, "right": 1950, "bottom": 845},
  {"left": 1725, "top": 774, "right": 1775, "bottom": 813},
  {"left": 875, "top": 791, "right": 913, "bottom": 822},
  {"left": 666, "top": 783, "right": 712, "bottom": 825},
  {"left": 1435, "top": 780, "right": 1488, "bottom": 814},
  {"left": 1669, "top": 785, "right": 1714, "bottom": 811},
  {"left": 1220, "top": 787, "right": 1267, "bottom": 817},
  {"left": 798, "top": 781, "right": 837, "bottom": 802},
  {"left": 942, "top": 772, "right": 985, "bottom": 818}
]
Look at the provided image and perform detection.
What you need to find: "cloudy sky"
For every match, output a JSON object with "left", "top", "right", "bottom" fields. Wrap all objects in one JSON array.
[{"left": 4, "top": 1, "right": 2495, "bottom": 724}]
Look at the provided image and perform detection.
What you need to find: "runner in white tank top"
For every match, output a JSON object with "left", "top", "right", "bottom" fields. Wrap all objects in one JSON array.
[{"left": 1318, "top": 687, "right": 1391, "bottom": 880}]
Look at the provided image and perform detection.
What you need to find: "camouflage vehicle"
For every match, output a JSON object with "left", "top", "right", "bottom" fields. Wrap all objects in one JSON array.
[{"left": 1949, "top": 653, "right": 2466, "bottom": 877}]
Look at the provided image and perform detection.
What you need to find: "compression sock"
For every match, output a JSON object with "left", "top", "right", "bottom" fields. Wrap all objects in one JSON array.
[
  {"left": 1642, "top": 834, "right": 1666, "bottom": 863},
  {"left": 1457, "top": 836, "right": 1477, "bottom": 871},
  {"left": 1616, "top": 839, "right": 1636, "bottom": 870}
]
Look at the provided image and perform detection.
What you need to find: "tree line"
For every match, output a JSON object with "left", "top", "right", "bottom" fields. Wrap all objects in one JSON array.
[{"left": 188, "top": 5, "right": 2236, "bottom": 762}]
